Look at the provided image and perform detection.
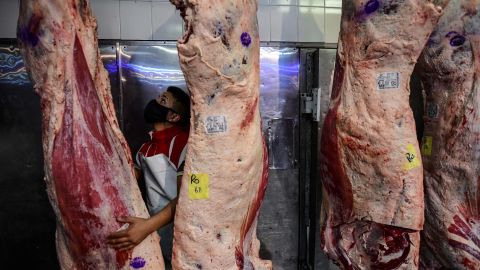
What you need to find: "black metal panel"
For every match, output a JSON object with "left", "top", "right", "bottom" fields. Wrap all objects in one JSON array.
[
  {"left": 0, "top": 44, "right": 59, "bottom": 268},
  {"left": 298, "top": 48, "right": 320, "bottom": 270}
]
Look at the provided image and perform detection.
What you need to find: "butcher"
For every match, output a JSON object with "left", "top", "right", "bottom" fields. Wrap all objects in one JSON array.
[{"left": 107, "top": 86, "right": 190, "bottom": 263}]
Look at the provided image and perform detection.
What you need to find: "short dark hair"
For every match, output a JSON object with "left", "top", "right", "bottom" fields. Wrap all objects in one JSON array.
[{"left": 167, "top": 86, "right": 190, "bottom": 126}]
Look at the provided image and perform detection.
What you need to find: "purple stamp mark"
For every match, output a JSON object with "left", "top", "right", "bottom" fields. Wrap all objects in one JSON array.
[
  {"left": 365, "top": 0, "right": 380, "bottom": 14},
  {"left": 130, "top": 257, "right": 146, "bottom": 269},
  {"left": 446, "top": 31, "right": 466, "bottom": 47},
  {"left": 18, "top": 14, "right": 43, "bottom": 47},
  {"left": 240, "top": 32, "right": 251, "bottom": 47}
]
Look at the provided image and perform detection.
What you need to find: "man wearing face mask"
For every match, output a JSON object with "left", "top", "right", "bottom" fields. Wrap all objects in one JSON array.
[{"left": 107, "top": 86, "right": 190, "bottom": 262}]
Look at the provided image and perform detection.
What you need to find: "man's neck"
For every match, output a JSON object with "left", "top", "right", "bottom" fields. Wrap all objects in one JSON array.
[{"left": 153, "top": 121, "right": 174, "bottom": 131}]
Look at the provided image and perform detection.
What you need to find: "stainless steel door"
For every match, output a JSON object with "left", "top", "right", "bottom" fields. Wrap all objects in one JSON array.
[
  {"left": 0, "top": 42, "right": 303, "bottom": 269},
  {"left": 119, "top": 44, "right": 301, "bottom": 269}
]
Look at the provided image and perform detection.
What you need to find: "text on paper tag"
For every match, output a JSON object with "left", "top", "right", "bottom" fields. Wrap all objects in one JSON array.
[
  {"left": 188, "top": 173, "right": 209, "bottom": 200},
  {"left": 377, "top": 72, "right": 400, "bottom": 90},
  {"left": 205, "top": 116, "right": 227, "bottom": 134}
]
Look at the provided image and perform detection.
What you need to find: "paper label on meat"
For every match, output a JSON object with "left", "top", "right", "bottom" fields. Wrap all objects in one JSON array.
[
  {"left": 188, "top": 173, "right": 209, "bottom": 200},
  {"left": 404, "top": 144, "right": 421, "bottom": 170},
  {"left": 376, "top": 72, "right": 400, "bottom": 90},
  {"left": 421, "top": 136, "right": 433, "bottom": 156},
  {"left": 205, "top": 116, "right": 227, "bottom": 134}
]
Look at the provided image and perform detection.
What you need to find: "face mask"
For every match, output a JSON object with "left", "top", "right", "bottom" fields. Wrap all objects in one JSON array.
[{"left": 144, "top": 99, "right": 170, "bottom": 124}]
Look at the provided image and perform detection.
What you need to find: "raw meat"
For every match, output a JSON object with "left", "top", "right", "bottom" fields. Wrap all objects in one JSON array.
[
  {"left": 17, "top": 1, "right": 163, "bottom": 269},
  {"left": 417, "top": 1, "right": 480, "bottom": 269},
  {"left": 169, "top": 0, "right": 271, "bottom": 269},
  {"left": 319, "top": 1, "right": 446, "bottom": 269}
]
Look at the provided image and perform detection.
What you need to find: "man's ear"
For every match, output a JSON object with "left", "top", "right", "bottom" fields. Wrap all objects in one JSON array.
[{"left": 169, "top": 112, "right": 181, "bottom": 123}]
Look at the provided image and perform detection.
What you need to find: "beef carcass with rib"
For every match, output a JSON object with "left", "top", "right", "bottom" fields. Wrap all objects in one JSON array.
[
  {"left": 169, "top": 0, "right": 271, "bottom": 269},
  {"left": 417, "top": 0, "right": 480, "bottom": 269},
  {"left": 17, "top": 1, "right": 163, "bottom": 269},
  {"left": 319, "top": 0, "right": 447, "bottom": 269}
]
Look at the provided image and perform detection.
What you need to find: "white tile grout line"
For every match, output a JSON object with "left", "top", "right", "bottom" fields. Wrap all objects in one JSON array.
[{"left": 150, "top": 0, "right": 153, "bottom": 40}]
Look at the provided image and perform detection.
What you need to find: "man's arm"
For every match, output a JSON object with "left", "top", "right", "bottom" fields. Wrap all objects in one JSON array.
[{"left": 106, "top": 174, "right": 182, "bottom": 251}]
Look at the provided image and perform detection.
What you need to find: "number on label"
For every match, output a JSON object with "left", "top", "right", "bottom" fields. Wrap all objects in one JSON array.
[{"left": 188, "top": 173, "right": 209, "bottom": 199}]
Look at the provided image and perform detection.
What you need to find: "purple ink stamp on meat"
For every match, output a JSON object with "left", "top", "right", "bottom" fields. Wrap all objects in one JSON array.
[
  {"left": 241, "top": 32, "right": 251, "bottom": 47},
  {"left": 365, "top": 0, "right": 380, "bottom": 14},
  {"left": 446, "top": 31, "right": 466, "bottom": 47},
  {"left": 130, "top": 257, "right": 146, "bottom": 269},
  {"left": 19, "top": 15, "right": 43, "bottom": 47},
  {"left": 450, "top": 35, "right": 466, "bottom": 47}
]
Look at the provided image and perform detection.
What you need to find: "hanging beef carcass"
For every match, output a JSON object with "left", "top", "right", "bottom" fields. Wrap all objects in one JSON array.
[
  {"left": 17, "top": 1, "right": 164, "bottom": 269},
  {"left": 319, "top": 0, "right": 447, "bottom": 269},
  {"left": 417, "top": 1, "right": 480, "bottom": 269},
  {"left": 168, "top": 0, "right": 271, "bottom": 269}
]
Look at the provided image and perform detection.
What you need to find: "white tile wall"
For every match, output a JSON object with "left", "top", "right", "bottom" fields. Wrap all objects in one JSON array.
[
  {"left": 270, "top": 6, "right": 298, "bottom": 42},
  {"left": 271, "top": 0, "right": 298, "bottom": 5},
  {"left": 152, "top": 2, "right": 182, "bottom": 40},
  {"left": 91, "top": 0, "right": 120, "bottom": 39},
  {"left": 325, "top": 0, "right": 342, "bottom": 8},
  {"left": 298, "top": 7, "right": 325, "bottom": 43},
  {"left": 299, "top": 0, "right": 325, "bottom": 6},
  {"left": 258, "top": 6, "right": 271, "bottom": 42},
  {"left": 120, "top": 1, "right": 152, "bottom": 40},
  {"left": 325, "top": 8, "right": 341, "bottom": 43},
  {"left": 0, "top": 0, "right": 19, "bottom": 39},
  {"left": 2, "top": 0, "right": 342, "bottom": 43}
]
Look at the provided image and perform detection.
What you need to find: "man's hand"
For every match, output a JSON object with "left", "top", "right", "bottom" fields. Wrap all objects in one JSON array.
[{"left": 106, "top": 216, "right": 154, "bottom": 251}]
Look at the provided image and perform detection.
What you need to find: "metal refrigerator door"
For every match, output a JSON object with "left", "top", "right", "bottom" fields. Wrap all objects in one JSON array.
[
  {"left": 119, "top": 44, "right": 300, "bottom": 269},
  {"left": 258, "top": 47, "right": 300, "bottom": 270},
  {"left": 119, "top": 44, "right": 186, "bottom": 156},
  {"left": 100, "top": 44, "right": 121, "bottom": 129}
]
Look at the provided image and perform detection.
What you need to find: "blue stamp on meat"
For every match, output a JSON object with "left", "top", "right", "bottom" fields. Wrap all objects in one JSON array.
[
  {"left": 241, "top": 32, "right": 252, "bottom": 47},
  {"left": 130, "top": 257, "right": 146, "bottom": 269}
]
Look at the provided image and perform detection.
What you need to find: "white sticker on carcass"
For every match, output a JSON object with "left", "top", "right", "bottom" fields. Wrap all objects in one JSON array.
[
  {"left": 376, "top": 72, "right": 400, "bottom": 90},
  {"left": 205, "top": 116, "right": 227, "bottom": 134}
]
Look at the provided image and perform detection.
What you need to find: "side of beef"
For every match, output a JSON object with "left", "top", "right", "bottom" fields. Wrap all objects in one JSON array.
[
  {"left": 18, "top": 1, "right": 163, "bottom": 269},
  {"left": 169, "top": 0, "right": 271, "bottom": 269},
  {"left": 320, "top": 1, "right": 445, "bottom": 268},
  {"left": 418, "top": 1, "right": 480, "bottom": 269}
]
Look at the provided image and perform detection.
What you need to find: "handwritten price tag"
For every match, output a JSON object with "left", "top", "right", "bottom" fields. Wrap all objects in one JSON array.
[
  {"left": 421, "top": 136, "right": 433, "bottom": 156},
  {"left": 404, "top": 144, "right": 421, "bottom": 170},
  {"left": 188, "top": 173, "right": 209, "bottom": 200}
]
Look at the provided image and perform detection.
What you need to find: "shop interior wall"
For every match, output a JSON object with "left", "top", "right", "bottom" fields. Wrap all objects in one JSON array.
[{"left": 0, "top": 0, "right": 342, "bottom": 44}]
